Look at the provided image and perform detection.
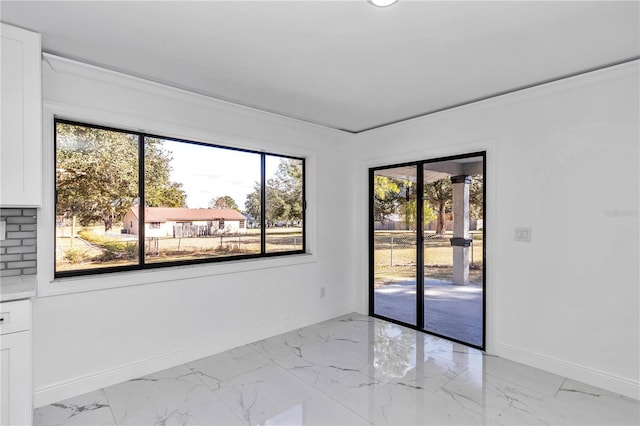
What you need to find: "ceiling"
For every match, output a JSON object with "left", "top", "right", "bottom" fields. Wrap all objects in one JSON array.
[{"left": 2, "top": 1, "right": 638, "bottom": 133}]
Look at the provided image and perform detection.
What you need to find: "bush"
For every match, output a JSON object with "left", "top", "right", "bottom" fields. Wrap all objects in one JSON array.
[
  {"left": 64, "top": 248, "right": 88, "bottom": 264},
  {"left": 214, "top": 244, "right": 243, "bottom": 254},
  {"left": 125, "top": 244, "right": 138, "bottom": 257},
  {"left": 77, "top": 229, "right": 106, "bottom": 243},
  {"left": 98, "top": 242, "right": 137, "bottom": 261},
  {"left": 78, "top": 229, "right": 137, "bottom": 261}
]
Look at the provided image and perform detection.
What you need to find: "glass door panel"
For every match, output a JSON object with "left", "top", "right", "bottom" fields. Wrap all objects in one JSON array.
[
  {"left": 423, "top": 155, "right": 484, "bottom": 347},
  {"left": 372, "top": 166, "right": 418, "bottom": 326}
]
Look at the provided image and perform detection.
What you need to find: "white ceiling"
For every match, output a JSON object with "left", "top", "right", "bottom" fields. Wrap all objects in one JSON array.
[{"left": 2, "top": 1, "right": 638, "bottom": 133}]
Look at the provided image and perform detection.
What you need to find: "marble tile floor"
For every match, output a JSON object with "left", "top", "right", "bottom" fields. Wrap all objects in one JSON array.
[{"left": 35, "top": 313, "right": 639, "bottom": 426}]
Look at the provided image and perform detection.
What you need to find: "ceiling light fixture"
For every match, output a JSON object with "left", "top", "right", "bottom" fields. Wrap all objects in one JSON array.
[{"left": 368, "top": 0, "right": 399, "bottom": 7}]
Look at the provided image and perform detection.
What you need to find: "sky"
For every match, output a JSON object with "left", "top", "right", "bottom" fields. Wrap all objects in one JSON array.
[{"left": 160, "top": 139, "right": 281, "bottom": 209}]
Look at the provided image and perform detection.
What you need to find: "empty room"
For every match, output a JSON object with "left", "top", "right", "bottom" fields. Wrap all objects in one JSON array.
[{"left": 0, "top": 1, "right": 638, "bottom": 425}]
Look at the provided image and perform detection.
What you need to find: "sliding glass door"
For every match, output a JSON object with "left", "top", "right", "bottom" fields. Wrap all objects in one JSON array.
[{"left": 370, "top": 152, "right": 485, "bottom": 349}]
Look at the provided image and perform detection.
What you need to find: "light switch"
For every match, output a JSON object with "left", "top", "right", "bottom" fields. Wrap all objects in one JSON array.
[
  {"left": 514, "top": 227, "right": 531, "bottom": 242},
  {"left": 0, "top": 220, "right": 5, "bottom": 241}
]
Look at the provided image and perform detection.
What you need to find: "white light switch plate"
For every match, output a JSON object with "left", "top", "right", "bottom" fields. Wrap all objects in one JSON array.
[
  {"left": 0, "top": 220, "right": 5, "bottom": 240},
  {"left": 514, "top": 227, "right": 531, "bottom": 242}
]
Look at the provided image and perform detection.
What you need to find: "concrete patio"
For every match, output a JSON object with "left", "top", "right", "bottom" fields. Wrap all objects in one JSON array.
[{"left": 374, "top": 278, "right": 483, "bottom": 347}]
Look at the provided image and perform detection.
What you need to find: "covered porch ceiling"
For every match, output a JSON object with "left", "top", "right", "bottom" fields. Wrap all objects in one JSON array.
[{"left": 374, "top": 156, "right": 483, "bottom": 183}]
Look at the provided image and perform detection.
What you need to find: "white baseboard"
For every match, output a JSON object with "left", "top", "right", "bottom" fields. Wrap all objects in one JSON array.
[
  {"left": 494, "top": 343, "right": 639, "bottom": 400},
  {"left": 34, "top": 304, "right": 355, "bottom": 408}
]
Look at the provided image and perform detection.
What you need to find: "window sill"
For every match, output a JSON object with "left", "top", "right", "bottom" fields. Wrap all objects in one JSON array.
[{"left": 38, "top": 252, "right": 317, "bottom": 298}]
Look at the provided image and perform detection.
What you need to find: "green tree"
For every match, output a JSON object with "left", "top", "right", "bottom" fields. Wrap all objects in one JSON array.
[
  {"left": 423, "top": 175, "right": 483, "bottom": 233},
  {"left": 375, "top": 173, "right": 480, "bottom": 234},
  {"left": 265, "top": 185, "right": 289, "bottom": 226},
  {"left": 423, "top": 177, "right": 452, "bottom": 235},
  {"left": 269, "top": 159, "right": 303, "bottom": 224},
  {"left": 56, "top": 124, "right": 186, "bottom": 232},
  {"left": 243, "top": 158, "right": 303, "bottom": 227},
  {"left": 401, "top": 197, "right": 438, "bottom": 229},
  {"left": 56, "top": 124, "right": 138, "bottom": 232},
  {"left": 398, "top": 180, "right": 417, "bottom": 230},
  {"left": 144, "top": 138, "right": 187, "bottom": 208},
  {"left": 373, "top": 175, "right": 401, "bottom": 224},
  {"left": 209, "top": 195, "right": 240, "bottom": 211},
  {"left": 423, "top": 201, "right": 437, "bottom": 225},
  {"left": 244, "top": 182, "right": 261, "bottom": 226},
  {"left": 469, "top": 175, "right": 484, "bottom": 219},
  {"left": 373, "top": 176, "right": 437, "bottom": 230}
]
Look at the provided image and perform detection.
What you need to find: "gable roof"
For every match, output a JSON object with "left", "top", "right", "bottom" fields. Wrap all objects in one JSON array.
[{"left": 128, "top": 207, "right": 246, "bottom": 222}]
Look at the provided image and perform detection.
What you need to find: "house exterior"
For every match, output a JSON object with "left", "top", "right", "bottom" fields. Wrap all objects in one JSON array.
[{"left": 123, "top": 207, "right": 247, "bottom": 237}]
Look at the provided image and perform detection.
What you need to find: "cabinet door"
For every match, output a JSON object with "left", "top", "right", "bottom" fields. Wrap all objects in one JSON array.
[
  {"left": 0, "top": 23, "right": 42, "bottom": 207},
  {"left": 1, "top": 331, "right": 32, "bottom": 426}
]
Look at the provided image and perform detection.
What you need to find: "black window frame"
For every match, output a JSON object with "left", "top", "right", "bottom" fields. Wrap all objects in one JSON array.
[{"left": 54, "top": 118, "right": 306, "bottom": 278}]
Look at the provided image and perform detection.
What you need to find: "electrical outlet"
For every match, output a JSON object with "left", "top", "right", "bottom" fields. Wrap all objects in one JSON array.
[
  {"left": 320, "top": 287, "right": 326, "bottom": 298},
  {"left": 514, "top": 227, "right": 531, "bottom": 242}
]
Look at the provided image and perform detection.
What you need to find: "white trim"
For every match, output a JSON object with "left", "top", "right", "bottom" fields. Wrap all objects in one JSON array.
[
  {"left": 359, "top": 60, "right": 640, "bottom": 136},
  {"left": 40, "top": 254, "right": 317, "bottom": 298},
  {"left": 42, "top": 53, "right": 348, "bottom": 136},
  {"left": 42, "top": 55, "right": 639, "bottom": 135},
  {"left": 33, "top": 303, "right": 355, "bottom": 407},
  {"left": 494, "top": 343, "right": 640, "bottom": 400}
]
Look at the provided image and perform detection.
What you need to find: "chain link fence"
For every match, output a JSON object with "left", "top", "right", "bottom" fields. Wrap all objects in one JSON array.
[
  {"left": 373, "top": 232, "right": 482, "bottom": 267},
  {"left": 145, "top": 232, "right": 303, "bottom": 256}
]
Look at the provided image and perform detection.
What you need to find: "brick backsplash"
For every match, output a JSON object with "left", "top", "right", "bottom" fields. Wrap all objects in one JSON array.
[{"left": 1, "top": 208, "right": 37, "bottom": 277}]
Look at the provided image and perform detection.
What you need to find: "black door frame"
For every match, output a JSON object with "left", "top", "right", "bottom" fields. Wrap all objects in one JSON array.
[{"left": 369, "top": 151, "right": 486, "bottom": 350}]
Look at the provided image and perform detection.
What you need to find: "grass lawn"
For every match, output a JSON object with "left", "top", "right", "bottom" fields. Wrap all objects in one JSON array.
[
  {"left": 56, "top": 226, "right": 303, "bottom": 271},
  {"left": 373, "top": 231, "right": 483, "bottom": 286}
]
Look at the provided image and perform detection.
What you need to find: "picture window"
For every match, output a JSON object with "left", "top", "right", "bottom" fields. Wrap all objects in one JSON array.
[{"left": 55, "top": 119, "right": 306, "bottom": 277}]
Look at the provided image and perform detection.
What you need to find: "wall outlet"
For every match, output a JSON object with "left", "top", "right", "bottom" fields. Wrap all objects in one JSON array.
[
  {"left": 514, "top": 227, "right": 531, "bottom": 242},
  {"left": 320, "top": 287, "right": 326, "bottom": 298}
]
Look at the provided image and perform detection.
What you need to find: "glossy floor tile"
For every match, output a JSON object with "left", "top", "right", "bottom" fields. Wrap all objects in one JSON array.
[
  {"left": 33, "top": 389, "right": 115, "bottom": 426},
  {"left": 35, "top": 313, "right": 639, "bottom": 425}
]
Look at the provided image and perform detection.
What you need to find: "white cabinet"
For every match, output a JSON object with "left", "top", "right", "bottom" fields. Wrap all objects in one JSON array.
[
  {"left": 1, "top": 23, "right": 42, "bottom": 207},
  {"left": 0, "top": 299, "right": 32, "bottom": 426}
]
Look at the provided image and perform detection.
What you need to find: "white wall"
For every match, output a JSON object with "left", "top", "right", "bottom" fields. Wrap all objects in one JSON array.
[
  {"left": 34, "top": 56, "right": 356, "bottom": 406},
  {"left": 352, "top": 62, "right": 639, "bottom": 398},
  {"left": 34, "top": 54, "right": 639, "bottom": 405}
]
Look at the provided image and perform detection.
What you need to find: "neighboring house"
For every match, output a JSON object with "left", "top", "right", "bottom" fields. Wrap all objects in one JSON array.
[{"left": 123, "top": 207, "right": 247, "bottom": 237}]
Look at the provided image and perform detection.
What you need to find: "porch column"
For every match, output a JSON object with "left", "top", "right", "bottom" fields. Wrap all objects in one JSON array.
[{"left": 450, "top": 175, "right": 472, "bottom": 285}]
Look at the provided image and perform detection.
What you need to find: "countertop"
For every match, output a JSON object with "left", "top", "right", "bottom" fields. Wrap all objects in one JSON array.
[{"left": 0, "top": 275, "right": 37, "bottom": 301}]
